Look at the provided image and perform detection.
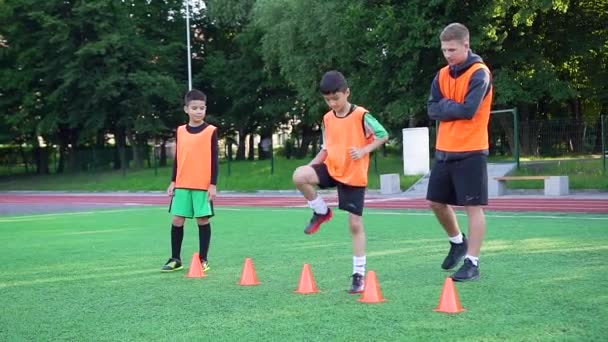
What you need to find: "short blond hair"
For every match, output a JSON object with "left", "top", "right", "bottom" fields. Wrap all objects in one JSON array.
[{"left": 440, "top": 23, "right": 469, "bottom": 42}]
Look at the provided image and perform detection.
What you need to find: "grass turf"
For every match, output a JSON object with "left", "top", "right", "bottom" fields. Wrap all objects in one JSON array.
[
  {"left": 2, "top": 155, "right": 606, "bottom": 192},
  {"left": 509, "top": 158, "right": 608, "bottom": 190},
  {"left": 0, "top": 207, "right": 607, "bottom": 340},
  {"left": 0, "top": 154, "right": 420, "bottom": 192}
]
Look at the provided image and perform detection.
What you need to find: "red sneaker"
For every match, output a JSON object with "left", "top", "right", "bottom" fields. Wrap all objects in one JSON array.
[{"left": 304, "top": 208, "right": 333, "bottom": 235}]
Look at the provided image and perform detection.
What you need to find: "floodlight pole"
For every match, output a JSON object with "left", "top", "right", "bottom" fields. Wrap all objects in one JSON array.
[
  {"left": 602, "top": 114, "right": 606, "bottom": 175},
  {"left": 185, "top": 0, "right": 192, "bottom": 90}
]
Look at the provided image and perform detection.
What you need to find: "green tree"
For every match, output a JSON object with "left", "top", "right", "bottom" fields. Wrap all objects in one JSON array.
[
  {"left": 204, "top": 0, "right": 295, "bottom": 160},
  {"left": 1, "top": 0, "right": 188, "bottom": 172}
]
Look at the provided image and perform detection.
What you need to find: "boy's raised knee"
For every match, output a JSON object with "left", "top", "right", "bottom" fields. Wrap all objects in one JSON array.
[{"left": 292, "top": 166, "right": 310, "bottom": 185}]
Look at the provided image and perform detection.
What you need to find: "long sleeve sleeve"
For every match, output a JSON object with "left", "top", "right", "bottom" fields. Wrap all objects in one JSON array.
[
  {"left": 171, "top": 132, "right": 178, "bottom": 182},
  {"left": 210, "top": 129, "right": 218, "bottom": 185}
]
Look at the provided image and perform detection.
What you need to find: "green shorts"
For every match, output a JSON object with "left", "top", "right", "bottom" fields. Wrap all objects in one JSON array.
[{"left": 169, "top": 188, "right": 214, "bottom": 218}]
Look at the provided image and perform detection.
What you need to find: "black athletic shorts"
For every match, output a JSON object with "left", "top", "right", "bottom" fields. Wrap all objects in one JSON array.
[
  {"left": 311, "top": 163, "right": 365, "bottom": 216},
  {"left": 426, "top": 154, "right": 488, "bottom": 206}
]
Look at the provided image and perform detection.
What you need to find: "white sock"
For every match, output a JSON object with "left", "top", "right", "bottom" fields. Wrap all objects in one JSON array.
[
  {"left": 465, "top": 255, "right": 479, "bottom": 266},
  {"left": 308, "top": 195, "right": 328, "bottom": 215},
  {"left": 353, "top": 256, "right": 366, "bottom": 276},
  {"left": 448, "top": 232, "right": 463, "bottom": 244}
]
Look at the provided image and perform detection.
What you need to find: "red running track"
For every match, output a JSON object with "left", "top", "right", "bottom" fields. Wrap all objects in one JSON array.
[{"left": 1, "top": 194, "right": 607, "bottom": 213}]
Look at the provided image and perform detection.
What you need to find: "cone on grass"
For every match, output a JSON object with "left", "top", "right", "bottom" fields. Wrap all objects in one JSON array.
[
  {"left": 434, "top": 277, "right": 465, "bottom": 313},
  {"left": 186, "top": 252, "right": 206, "bottom": 278},
  {"left": 238, "top": 257, "right": 260, "bottom": 285},
  {"left": 358, "top": 271, "right": 386, "bottom": 303},
  {"left": 294, "top": 264, "right": 319, "bottom": 294}
]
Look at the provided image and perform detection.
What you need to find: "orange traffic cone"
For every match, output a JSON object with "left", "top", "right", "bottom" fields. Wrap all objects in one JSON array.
[
  {"left": 186, "top": 252, "right": 206, "bottom": 278},
  {"left": 294, "top": 264, "right": 320, "bottom": 294},
  {"left": 358, "top": 271, "right": 386, "bottom": 303},
  {"left": 238, "top": 257, "right": 260, "bottom": 285},
  {"left": 434, "top": 277, "right": 465, "bottom": 313}
]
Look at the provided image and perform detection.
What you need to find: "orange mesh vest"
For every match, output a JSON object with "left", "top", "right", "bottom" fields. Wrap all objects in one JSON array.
[
  {"left": 323, "top": 106, "right": 373, "bottom": 186},
  {"left": 175, "top": 124, "right": 216, "bottom": 190},
  {"left": 436, "top": 63, "right": 493, "bottom": 152}
]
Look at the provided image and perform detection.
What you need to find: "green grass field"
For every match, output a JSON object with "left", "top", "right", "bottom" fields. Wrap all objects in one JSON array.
[
  {"left": 510, "top": 158, "right": 608, "bottom": 190},
  {"left": 1, "top": 207, "right": 607, "bottom": 340},
  {"left": 0, "top": 154, "right": 420, "bottom": 192},
  {"left": 3, "top": 154, "right": 607, "bottom": 192}
]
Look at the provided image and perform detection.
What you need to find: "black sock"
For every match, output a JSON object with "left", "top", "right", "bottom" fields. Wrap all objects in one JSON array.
[
  {"left": 171, "top": 225, "right": 184, "bottom": 260},
  {"left": 198, "top": 223, "right": 211, "bottom": 262}
]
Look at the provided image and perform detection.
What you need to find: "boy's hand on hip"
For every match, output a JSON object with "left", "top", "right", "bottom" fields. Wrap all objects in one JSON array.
[
  {"left": 167, "top": 182, "right": 175, "bottom": 196},
  {"left": 208, "top": 185, "right": 217, "bottom": 201},
  {"left": 349, "top": 147, "right": 366, "bottom": 160}
]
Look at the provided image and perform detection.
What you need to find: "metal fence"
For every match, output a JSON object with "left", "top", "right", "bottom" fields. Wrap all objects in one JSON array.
[
  {"left": 0, "top": 145, "right": 155, "bottom": 176},
  {"left": 2, "top": 115, "right": 607, "bottom": 177}
]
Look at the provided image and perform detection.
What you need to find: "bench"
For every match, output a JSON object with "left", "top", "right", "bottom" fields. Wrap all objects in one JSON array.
[{"left": 489, "top": 176, "right": 569, "bottom": 197}]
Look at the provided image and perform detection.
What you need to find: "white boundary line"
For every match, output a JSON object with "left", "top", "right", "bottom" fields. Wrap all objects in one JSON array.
[
  {"left": 0, "top": 207, "right": 160, "bottom": 223},
  {"left": 219, "top": 207, "right": 608, "bottom": 220},
  {"left": 2, "top": 206, "right": 606, "bottom": 223}
]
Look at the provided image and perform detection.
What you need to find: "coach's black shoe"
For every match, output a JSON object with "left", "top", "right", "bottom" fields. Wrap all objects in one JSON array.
[
  {"left": 161, "top": 258, "right": 183, "bottom": 272},
  {"left": 348, "top": 273, "right": 365, "bottom": 294},
  {"left": 441, "top": 234, "right": 468, "bottom": 270},
  {"left": 451, "top": 258, "right": 480, "bottom": 282},
  {"left": 304, "top": 208, "right": 333, "bottom": 235}
]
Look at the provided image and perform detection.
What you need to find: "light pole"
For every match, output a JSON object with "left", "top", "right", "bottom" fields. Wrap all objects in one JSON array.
[{"left": 185, "top": 0, "right": 192, "bottom": 90}]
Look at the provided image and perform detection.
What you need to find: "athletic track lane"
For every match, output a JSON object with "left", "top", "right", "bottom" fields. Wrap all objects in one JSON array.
[{"left": 1, "top": 194, "right": 607, "bottom": 214}]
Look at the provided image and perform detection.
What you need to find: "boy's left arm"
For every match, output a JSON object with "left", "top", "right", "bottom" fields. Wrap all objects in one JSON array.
[
  {"left": 208, "top": 129, "right": 219, "bottom": 201},
  {"left": 350, "top": 113, "right": 389, "bottom": 160}
]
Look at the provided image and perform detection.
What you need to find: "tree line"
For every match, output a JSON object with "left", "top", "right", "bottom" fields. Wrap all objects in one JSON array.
[{"left": 1, "top": 0, "right": 606, "bottom": 173}]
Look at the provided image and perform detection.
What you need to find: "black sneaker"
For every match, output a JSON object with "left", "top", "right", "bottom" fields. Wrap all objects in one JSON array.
[
  {"left": 304, "top": 208, "right": 333, "bottom": 235},
  {"left": 441, "top": 234, "right": 468, "bottom": 270},
  {"left": 348, "top": 273, "right": 365, "bottom": 294},
  {"left": 451, "top": 258, "right": 480, "bottom": 282},
  {"left": 161, "top": 258, "right": 183, "bottom": 272}
]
